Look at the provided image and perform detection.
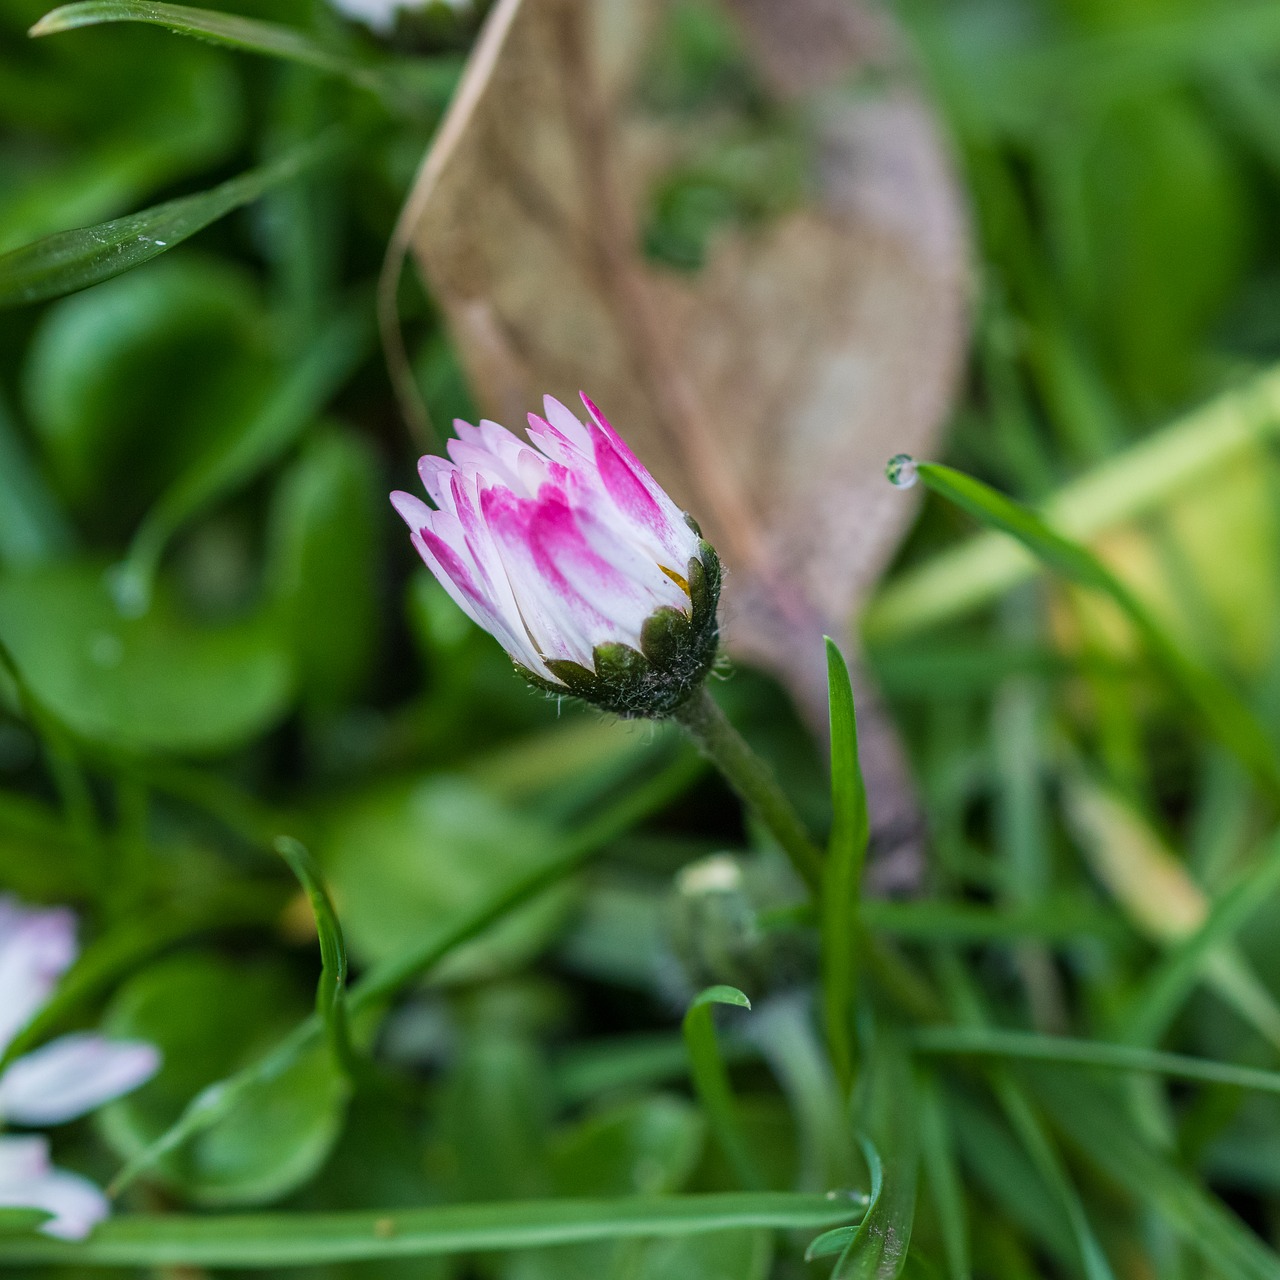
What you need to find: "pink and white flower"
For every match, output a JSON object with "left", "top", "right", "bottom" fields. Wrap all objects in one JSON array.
[
  {"left": 0, "top": 898, "right": 160, "bottom": 1240},
  {"left": 392, "top": 393, "right": 720, "bottom": 716}
]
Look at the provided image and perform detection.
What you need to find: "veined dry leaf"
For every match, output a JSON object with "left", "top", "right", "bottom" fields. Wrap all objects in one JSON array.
[{"left": 402, "top": 0, "right": 970, "bottom": 878}]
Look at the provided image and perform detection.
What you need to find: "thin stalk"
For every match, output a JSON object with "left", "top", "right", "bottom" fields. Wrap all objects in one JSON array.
[{"left": 672, "top": 687, "right": 823, "bottom": 892}]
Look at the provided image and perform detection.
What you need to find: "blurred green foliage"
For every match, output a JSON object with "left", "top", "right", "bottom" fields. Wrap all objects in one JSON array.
[{"left": 4, "top": 0, "right": 1280, "bottom": 1276}]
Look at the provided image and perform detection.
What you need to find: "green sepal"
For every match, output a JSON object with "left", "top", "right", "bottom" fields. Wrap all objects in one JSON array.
[
  {"left": 641, "top": 606, "right": 688, "bottom": 671},
  {"left": 688, "top": 541, "right": 721, "bottom": 627},
  {"left": 513, "top": 544, "right": 722, "bottom": 719},
  {"left": 540, "top": 659, "right": 598, "bottom": 698}
]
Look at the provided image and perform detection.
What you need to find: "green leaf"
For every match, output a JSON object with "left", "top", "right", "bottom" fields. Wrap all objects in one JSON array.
[
  {"left": 318, "top": 776, "right": 576, "bottom": 985},
  {"left": 912, "top": 462, "right": 1280, "bottom": 797},
  {"left": 23, "top": 257, "right": 267, "bottom": 528},
  {"left": 266, "top": 428, "right": 382, "bottom": 711},
  {"left": 822, "top": 638, "right": 869, "bottom": 1097},
  {"left": 0, "top": 394, "right": 73, "bottom": 567},
  {"left": 110, "top": 304, "right": 372, "bottom": 617},
  {"left": 0, "top": 1192, "right": 861, "bottom": 1267},
  {"left": 683, "top": 985, "right": 762, "bottom": 1191},
  {"left": 108, "top": 756, "right": 703, "bottom": 1196},
  {"left": 97, "top": 952, "right": 348, "bottom": 1206},
  {"left": 29, "top": 1, "right": 425, "bottom": 109},
  {"left": 0, "top": 564, "right": 292, "bottom": 755},
  {"left": 0, "top": 132, "right": 343, "bottom": 309},
  {"left": 507, "top": 1093, "right": 710, "bottom": 1280}
]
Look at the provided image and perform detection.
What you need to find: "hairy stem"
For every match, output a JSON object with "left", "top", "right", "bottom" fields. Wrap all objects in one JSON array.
[{"left": 672, "top": 686, "right": 823, "bottom": 892}]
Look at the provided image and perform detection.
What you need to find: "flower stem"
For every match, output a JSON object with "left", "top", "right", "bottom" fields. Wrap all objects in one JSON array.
[{"left": 672, "top": 687, "right": 824, "bottom": 892}]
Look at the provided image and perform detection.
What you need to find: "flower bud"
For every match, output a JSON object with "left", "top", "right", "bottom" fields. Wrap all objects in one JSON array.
[{"left": 392, "top": 393, "right": 721, "bottom": 717}]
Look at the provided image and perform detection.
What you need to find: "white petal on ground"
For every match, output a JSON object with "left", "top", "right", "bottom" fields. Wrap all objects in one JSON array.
[
  {"left": 0, "top": 898, "right": 77, "bottom": 1057},
  {"left": 0, "top": 1135, "right": 109, "bottom": 1241},
  {"left": 327, "top": 0, "right": 469, "bottom": 35},
  {"left": 0, "top": 1033, "right": 160, "bottom": 1126}
]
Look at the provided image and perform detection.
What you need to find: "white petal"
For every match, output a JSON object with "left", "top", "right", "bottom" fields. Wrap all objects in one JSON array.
[
  {"left": 0, "top": 899, "right": 77, "bottom": 1057},
  {"left": 0, "top": 1033, "right": 160, "bottom": 1125},
  {"left": 0, "top": 1138, "right": 108, "bottom": 1241}
]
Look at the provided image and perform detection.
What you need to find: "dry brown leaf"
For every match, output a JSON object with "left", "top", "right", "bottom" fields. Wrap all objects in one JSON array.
[{"left": 403, "top": 0, "right": 970, "bottom": 879}]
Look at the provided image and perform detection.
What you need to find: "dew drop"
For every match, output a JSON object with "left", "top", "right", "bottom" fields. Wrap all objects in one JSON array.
[{"left": 886, "top": 454, "right": 918, "bottom": 489}]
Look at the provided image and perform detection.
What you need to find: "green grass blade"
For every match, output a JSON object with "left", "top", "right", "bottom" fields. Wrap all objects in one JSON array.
[
  {"left": 108, "top": 753, "right": 703, "bottom": 1195},
  {"left": 936, "top": 956, "right": 1114, "bottom": 1280},
  {"left": 0, "top": 1193, "right": 863, "bottom": 1267},
  {"left": 822, "top": 637, "right": 869, "bottom": 1097},
  {"left": 860, "top": 897, "right": 1121, "bottom": 944},
  {"left": 0, "top": 132, "right": 344, "bottom": 308},
  {"left": 805, "top": 1137, "right": 880, "bottom": 1261},
  {"left": 811, "top": 1029, "right": 918, "bottom": 1278},
  {"left": 30, "top": 1, "right": 402, "bottom": 103},
  {"left": 1125, "top": 832, "right": 1280, "bottom": 1047},
  {"left": 865, "top": 365, "right": 1280, "bottom": 641},
  {"left": 274, "top": 836, "right": 354, "bottom": 1079},
  {"left": 1029, "top": 1069, "right": 1280, "bottom": 1280},
  {"left": 683, "top": 986, "right": 763, "bottom": 1190},
  {"left": 911, "top": 462, "right": 1280, "bottom": 797},
  {"left": 914, "top": 1026, "right": 1280, "bottom": 1098},
  {"left": 993, "top": 1078, "right": 1115, "bottom": 1280},
  {"left": 917, "top": 1071, "right": 971, "bottom": 1280}
]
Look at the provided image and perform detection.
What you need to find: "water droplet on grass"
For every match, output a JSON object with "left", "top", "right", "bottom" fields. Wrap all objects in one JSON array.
[{"left": 886, "top": 454, "right": 918, "bottom": 489}]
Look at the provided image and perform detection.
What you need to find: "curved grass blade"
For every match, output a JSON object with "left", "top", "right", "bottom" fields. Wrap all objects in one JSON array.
[
  {"left": 0, "top": 131, "right": 345, "bottom": 309},
  {"left": 910, "top": 462, "right": 1280, "bottom": 798},
  {"left": 32, "top": 1, "right": 400, "bottom": 105},
  {"left": 833, "top": 1030, "right": 918, "bottom": 1279},
  {"left": 274, "top": 836, "right": 355, "bottom": 1079},
  {"left": 805, "top": 1136, "right": 881, "bottom": 1261},
  {"left": 0, "top": 1192, "right": 862, "bottom": 1267},
  {"left": 108, "top": 753, "right": 703, "bottom": 1195},
  {"left": 822, "top": 638, "right": 869, "bottom": 1098},
  {"left": 109, "top": 302, "right": 372, "bottom": 616},
  {"left": 683, "top": 985, "right": 763, "bottom": 1190}
]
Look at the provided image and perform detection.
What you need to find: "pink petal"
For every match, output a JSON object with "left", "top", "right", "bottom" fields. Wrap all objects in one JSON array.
[
  {"left": 0, "top": 1137, "right": 108, "bottom": 1241},
  {"left": 0, "top": 1033, "right": 160, "bottom": 1125},
  {"left": 390, "top": 490, "right": 433, "bottom": 533},
  {"left": 0, "top": 899, "right": 77, "bottom": 1057},
  {"left": 579, "top": 395, "right": 698, "bottom": 565},
  {"left": 542, "top": 396, "right": 593, "bottom": 451}
]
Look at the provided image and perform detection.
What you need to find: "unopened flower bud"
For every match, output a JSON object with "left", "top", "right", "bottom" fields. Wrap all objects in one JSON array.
[{"left": 392, "top": 393, "right": 721, "bottom": 717}]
